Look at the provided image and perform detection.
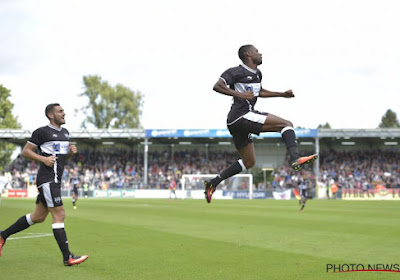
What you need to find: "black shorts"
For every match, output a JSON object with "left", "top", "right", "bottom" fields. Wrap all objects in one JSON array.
[
  {"left": 301, "top": 189, "right": 308, "bottom": 198},
  {"left": 72, "top": 186, "right": 79, "bottom": 196},
  {"left": 228, "top": 111, "right": 268, "bottom": 149},
  {"left": 36, "top": 182, "right": 63, "bottom": 208}
]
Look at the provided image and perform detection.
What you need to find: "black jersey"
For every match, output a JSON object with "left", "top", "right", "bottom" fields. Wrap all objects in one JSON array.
[
  {"left": 219, "top": 64, "right": 263, "bottom": 124},
  {"left": 299, "top": 181, "right": 309, "bottom": 198},
  {"left": 28, "top": 124, "right": 71, "bottom": 186},
  {"left": 70, "top": 176, "right": 80, "bottom": 187}
]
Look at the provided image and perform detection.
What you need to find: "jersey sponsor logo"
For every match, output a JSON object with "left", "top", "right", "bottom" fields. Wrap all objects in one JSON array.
[
  {"left": 53, "top": 143, "right": 60, "bottom": 152},
  {"left": 41, "top": 141, "right": 70, "bottom": 155},
  {"left": 235, "top": 83, "right": 261, "bottom": 96}
]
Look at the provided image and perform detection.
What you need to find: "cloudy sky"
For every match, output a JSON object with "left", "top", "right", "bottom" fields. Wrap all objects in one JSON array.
[{"left": 1, "top": 0, "right": 399, "bottom": 130}]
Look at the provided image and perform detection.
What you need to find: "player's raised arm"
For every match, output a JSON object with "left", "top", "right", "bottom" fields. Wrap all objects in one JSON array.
[
  {"left": 259, "top": 88, "right": 295, "bottom": 98},
  {"left": 213, "top": 79, "right": 254, "bottom": 100}
]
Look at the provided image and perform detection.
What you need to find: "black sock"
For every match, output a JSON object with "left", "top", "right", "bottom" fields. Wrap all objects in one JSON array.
[
  {"left": 281, "top": 127, "right": 299, "bottom": 163},
  {"left": 211, "top": 160, "right": 245, "bottom": 188},
  {"left": 1, "top": 215, "right": 33, "bottom": 239},
  {"left": 72, "top": 199, "right": 76, "bottom": 206},
  {"left": 52, "top": 223, "right": 71, "bottom": 261},
  {"left": 300, "top": 198, "right": 306, "bottom": 210}
]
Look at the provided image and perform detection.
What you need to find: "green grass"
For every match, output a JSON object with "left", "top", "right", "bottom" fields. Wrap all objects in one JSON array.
[{"left": 0, "top": 198, "right": 399, "bottom": 280}]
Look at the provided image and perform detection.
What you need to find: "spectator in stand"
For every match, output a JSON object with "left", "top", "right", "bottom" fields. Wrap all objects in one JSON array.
[{"left": 5, "top": 148, "right": 400, "bottom": 193}]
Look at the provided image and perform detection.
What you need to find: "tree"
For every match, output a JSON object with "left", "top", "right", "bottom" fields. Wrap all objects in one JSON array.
[
  {"left": 378, "top": 109, "right": 400, "bottom": 128},
  {"left": 318, "top": 122, "right": 331, "bottom": 129},
  {"left": 78, "top": 75, "right": 143, "bottom": 129},
  {"left": 0, "top": 85, "right": 21, "bottom": 171}
]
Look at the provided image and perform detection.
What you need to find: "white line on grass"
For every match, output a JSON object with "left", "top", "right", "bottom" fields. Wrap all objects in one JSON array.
[{"left": 8, "top": 233, "right": 53, "bottom": 240}]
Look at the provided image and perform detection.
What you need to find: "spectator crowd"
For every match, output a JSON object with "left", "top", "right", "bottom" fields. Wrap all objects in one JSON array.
[
  {"left": 3, "top": 148, "right": 400, "bottom": 192},
  {"left": 4, "top": 149, "right": 239, "bottom": 191},
  {"left": 272, "top": 150, "right": 400, "bottom": 194}
]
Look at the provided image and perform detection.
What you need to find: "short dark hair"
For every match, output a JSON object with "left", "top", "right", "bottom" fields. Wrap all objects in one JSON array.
[
  {"left": 238, "top": 44, "right": 253, "bottom": 61},
  {"left": 45, "top": 103, "right": 60, "bottom": 119}
]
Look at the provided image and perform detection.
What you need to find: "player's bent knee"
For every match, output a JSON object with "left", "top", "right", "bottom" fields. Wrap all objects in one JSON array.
[
  {"left": 243, "top": 159, "right": 255, "bottom": 169},
  {"left": 285, "top": 120, "right": 294, "bottom": 128},
  {"left": 50, "top": 207, "right": 66, "bottom": 221},
  {"left": 32, "top": 215, "right": 47, "bottom": 223},
  {"left": 36, "top": 218, "right": 46, "bottom": 223}
]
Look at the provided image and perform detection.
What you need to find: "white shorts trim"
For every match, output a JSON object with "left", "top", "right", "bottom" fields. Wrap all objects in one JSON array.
[
  {"left": 243, "top": 111, "right": 267, "bottom": 124},
  {"left": 227, "top": 111, "right": 267, "bottom": 126},
  {"left": 39, "top": 182, "right": 54, "bottom": 208}
]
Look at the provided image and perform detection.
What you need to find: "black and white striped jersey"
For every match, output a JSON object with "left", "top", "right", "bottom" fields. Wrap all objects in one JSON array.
[
  {"left": 28, "top": 124, "right": 71, "bottom": 186},
  {"left": 70, "top": 176, "right": 80, "bottom": 187},
  {"left": 299, "top": 182, "right": 308, "bottom": 190},
  {"left": 219, "top": 64, "right": 263, "bottom": 124}
]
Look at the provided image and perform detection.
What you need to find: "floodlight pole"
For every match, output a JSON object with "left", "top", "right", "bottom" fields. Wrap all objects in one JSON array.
[
  {"left": 143, "top": 137, "right": 148, "bottom": 187},
  {"left": 315, "top": 136, "right": 320, "bottom": 190}
]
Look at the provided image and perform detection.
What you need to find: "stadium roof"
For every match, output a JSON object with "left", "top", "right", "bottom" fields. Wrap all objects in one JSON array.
[
  {"left": 1, "top": 128, "right": 400, "bottom": 146},
  {"left": 0, "top": 129, "right": 144, "bottom": 146},
  {"left": 318, "top": 128, "right": 400, "bottom": 138}
]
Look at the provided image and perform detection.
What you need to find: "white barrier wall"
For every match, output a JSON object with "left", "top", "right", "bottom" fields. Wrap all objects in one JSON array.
[
  {"left": 92, "top": 189, "right": 231, "bottom": 199},
  {"left": 93, "top": 189, "right": 185, "bottom": 199}
]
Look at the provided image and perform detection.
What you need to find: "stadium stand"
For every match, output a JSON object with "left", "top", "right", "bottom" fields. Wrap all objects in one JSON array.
[
  {"left": 3, "top": 148, "right": 400, "bottom": 192},
  {"left": 1, "top": 128, "right": 400, "bottom": 198}
]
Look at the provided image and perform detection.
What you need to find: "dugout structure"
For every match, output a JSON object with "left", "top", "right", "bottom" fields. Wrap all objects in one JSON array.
[{"left": 1, "top": 128, "right": 400, "bottom": 188}]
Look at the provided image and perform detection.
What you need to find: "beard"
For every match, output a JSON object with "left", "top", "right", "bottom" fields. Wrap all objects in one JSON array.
[
  {"left": 253, "top": 57, "right": 262, "bottom": 65},
  {"left": 55, "top": 118, "right": 66, "bottom": 126}
]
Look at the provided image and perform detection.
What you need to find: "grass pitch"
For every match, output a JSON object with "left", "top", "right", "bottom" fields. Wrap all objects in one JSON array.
[{"left": 0, "top": 198, "right": 399, "bottom": 280}]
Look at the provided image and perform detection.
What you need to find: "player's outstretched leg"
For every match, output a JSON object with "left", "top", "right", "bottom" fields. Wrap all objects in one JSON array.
[
  {"left": 0, "top": 213, "right": 36, "bottom": 258},
  {"left": 64, "top": 253, "right": 89, "bottom": 266},
  {"left": 203, "top": 159, "right": 247, "bottom": 203},
  {"left": 291, "top": 154, "right": 318, "bottom": 171},
  {"left": 299, "top": 198, "right": 307, "bottom": 212},
  {"left": 204, "top": 181, "right": 216, "bottom": 203}
]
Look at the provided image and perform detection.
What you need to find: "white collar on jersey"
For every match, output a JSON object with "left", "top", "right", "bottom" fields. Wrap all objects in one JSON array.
[
  {"left": 240, "top": 64, "right": 258, "bottom": 74},
  {"left": 48, "top": 124, "right": 63, "bottom": 132}
]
